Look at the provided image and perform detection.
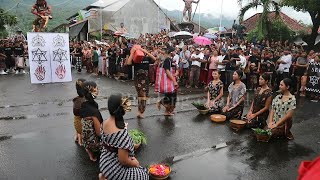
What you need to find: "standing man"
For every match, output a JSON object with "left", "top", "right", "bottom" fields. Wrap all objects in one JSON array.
[
  {"left": 183, "top": 0, "right": 199, "bottom": 22},
  {"left": 179, "top": 45, "right": 191, "bottom": 87},
  {"left": 276, "top": 48, "right": 292, "bottom": 90},
  {"left": 187, "top": 48, "right": 205, "bottom": 88},
  {"left": 14, "top": 41, "right": 25, "bottom": 74}
]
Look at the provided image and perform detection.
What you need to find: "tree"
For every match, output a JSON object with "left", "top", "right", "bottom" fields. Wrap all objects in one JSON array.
[
  {"left": 281, "top": 0, "right": 320, "bottom": 50},
  {"left": 238, "top": 0, "right": 281, "bottom": 39},
  {"left": 0, "top": 8, "right": 18, "bottom": 38}
]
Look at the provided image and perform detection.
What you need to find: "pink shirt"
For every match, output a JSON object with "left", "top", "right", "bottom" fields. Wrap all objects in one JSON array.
[{"left": 209, "top": 56, "right": 218, "bottom": 70}]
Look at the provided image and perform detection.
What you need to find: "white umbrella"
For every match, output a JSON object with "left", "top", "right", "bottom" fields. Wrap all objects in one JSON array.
[
  {"left": 168, "top": 32, "right": 177, "bottom": 38},
  {"left": 173, "top": 31, "right": 193, "bottom": 39}
]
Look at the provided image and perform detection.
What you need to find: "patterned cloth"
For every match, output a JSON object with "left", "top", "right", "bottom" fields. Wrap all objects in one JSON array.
[
  {"left": 74, "top": 116, "right": 82, "bottom": 134},
  {"left": 272, "top": 94, "right": 296, "bottom": 123},
  {"left": 134, "top": 69, "right": 149, "bottom": 113},
  {"left": 223, "top": 82, "right": 246, "bottom": 120},
  {"left": 207, "top": 80, "right": 224, "bottom": 112},
  {"left": 99, "top": 129, "right": 149, "bottom": 180},
  {"left": 81, "top": 119, "right": 100, "bottom": 152},
  {"left": 246, "top": 88, "right": 273, "bottom": 128}
]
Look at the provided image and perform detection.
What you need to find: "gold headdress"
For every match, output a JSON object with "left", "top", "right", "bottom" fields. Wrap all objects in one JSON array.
[{"left": 121, "top": 97, "right": 131, "bottom": 112}]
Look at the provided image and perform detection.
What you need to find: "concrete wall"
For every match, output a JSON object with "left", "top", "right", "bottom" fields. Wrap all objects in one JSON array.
[{"left": 88, "top": 0, "right": 170, "bottom": 38}]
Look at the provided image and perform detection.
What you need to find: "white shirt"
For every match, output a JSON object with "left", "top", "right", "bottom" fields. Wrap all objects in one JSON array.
[
  {"left": 217, "top": 55, "right": 226, "bottom": 71},
  {"left": 191, "top": 53, "right": 203, "bottom": 67},
  {"left": 238, "top": 55, "right": 247, "bottom": 70},
  {"left": 173, "top": 54, "right": 180, "bottom": 66},
  {"left": 278, "top": 54, "right": 292, "bottom": 73}
]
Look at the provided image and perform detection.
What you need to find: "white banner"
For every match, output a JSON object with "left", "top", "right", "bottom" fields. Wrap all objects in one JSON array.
[{"left": 27, "top": 32, "right": 72, "bottom": 84}]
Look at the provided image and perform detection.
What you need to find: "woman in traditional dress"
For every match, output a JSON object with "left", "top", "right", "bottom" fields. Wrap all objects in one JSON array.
[
  {"left": 222, "top": 70, "right": 247, "bottom": 120},
  {"left": 156, "top": 48, "right": 179, "bottom": 116},
  {"left": 206, "top": 69, "right": 224, "bottom": 113},
  {"left": 80, "top": 81, "right": 103, "bottom": 161},
  {"left": 267, "top": 78, "right": 296, "bottom": 140},
  {"left": 245, "top": 73, "right": 272, "bottom": 128},
  {"left": 99, "top": 94, "right": 148, "bottom": 180},
  {"left": 126, "top": 46, "right": 156, "bottom": 119},
  {"left": 72, "top": 79, "right": 86, "bottom": 146}
]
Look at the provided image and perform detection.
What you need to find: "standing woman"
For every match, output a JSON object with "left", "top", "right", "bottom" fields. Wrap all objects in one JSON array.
[
  {"left": 80, "top": 81, "right": 103, "bottom": 161},
  {"left": 206, "top": 69, "right": 224, "bottom": 113},
  {"left": 267, "top": 78, "right": 296, "bottom": 140},
  {"left": 99, "top": 94, "right": 148, "bottom": 180},
  {"left": 156, "top": 49, "right": 179, "bottom": 116},
  {"left": 246, "top": 73, "right": 272, "bottom": 128},
  {"left": 73, "top": 79, "right": 86, "bottom": 146},
  {"left": 222, "top": 70, "right": 247, "bottom": 120},
  {"left": 83, "top": 46, "right": 93, "bottom": 73},
  {"left": 127, "top": 46, "right": 156, "bottom": 119},
  {"left": 207, "top": 49, "right": 219, "bottom": 85}
]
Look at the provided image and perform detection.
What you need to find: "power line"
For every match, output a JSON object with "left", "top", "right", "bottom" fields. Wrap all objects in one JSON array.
[{"left": 0, "top": 0, "right": 21, "bottom": 15}]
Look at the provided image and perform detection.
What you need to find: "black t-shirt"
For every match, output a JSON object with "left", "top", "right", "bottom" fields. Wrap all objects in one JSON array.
[
  {"left": 133, "top": 56, "right": 152, "bottom": 72},
  {"left": 121, "top": 48, "right": 130, "bottom": 59},
  {"left": 201, "top": 55, "right": 209, "bottom": 69},
  {"left": 108, "top": 48, "right": 117, "bottom": 62},
  {"left": 75, "top": 47, "right": 83, "bottom": 57},
  {"left": 225, "top": 54, "right": 237, "bottom": 71},
  {"left": 163, "top": 58, "right": 174, "bottom": 71},
  {"left": 14, "top": 46, "right": 24, "bottom": 56},
  {"left": 249, "top": 55, "right": 260, "bottom": 65},
  {"left": 4, "top": 47, "right": 13, "bottom": 56}
]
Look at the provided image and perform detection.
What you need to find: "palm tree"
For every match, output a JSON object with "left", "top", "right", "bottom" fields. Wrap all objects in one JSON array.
[{"left": 237, "top": 0, "right": 281, "bottom": 39}]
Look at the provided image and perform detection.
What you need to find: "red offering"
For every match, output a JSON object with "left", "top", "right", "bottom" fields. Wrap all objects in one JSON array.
[
  {"left": 149, "top": 164, "right": 171, "bottom": 179},
  {"left": 133, "top": 45, "right": 145, "bottom": 63}
]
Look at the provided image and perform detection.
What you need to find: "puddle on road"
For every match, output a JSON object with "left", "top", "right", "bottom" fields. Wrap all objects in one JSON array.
[
  {"left": 0, "top": 112, "right": 71, "bottom": 121},
  {"left": 12, "top": 132, "right": 38, "bottom": 139}
]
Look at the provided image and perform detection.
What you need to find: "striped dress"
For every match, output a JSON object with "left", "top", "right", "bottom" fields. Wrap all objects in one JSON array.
[{"left": 99, "top": 129, "right": 149, "bottom": 180}]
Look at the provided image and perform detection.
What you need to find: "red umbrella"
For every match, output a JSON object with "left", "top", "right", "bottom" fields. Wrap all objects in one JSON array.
[{"left": 194, "top": 36, "right": 212, "bottom": 46}]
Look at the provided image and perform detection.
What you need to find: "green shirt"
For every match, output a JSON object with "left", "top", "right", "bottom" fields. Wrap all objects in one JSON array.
[{"left": 93, "top": 50, "right": 99, "bottom": 62}]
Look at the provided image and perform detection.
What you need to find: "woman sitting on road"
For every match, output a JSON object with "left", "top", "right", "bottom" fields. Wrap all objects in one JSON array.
[
  {"left": 206, "top": 69, "right": 224, "bottom": 113},
  {"left": 99, "top": 94, "right": 149, "bottom": 180},
  {"left": 80, "top": 81, "right": 103, "bottom": 161},
  {"left": 245, "top": 73, "right": 272, "bottom": 128},
  {"left": 72, "top": 78, "right": 86, "bottom": 146},
  {"left": 267, "top": 78, "right": 296, "bottom": 140},
  {"left": 222, "top": 70, "right": 247, "bottom": 120}
]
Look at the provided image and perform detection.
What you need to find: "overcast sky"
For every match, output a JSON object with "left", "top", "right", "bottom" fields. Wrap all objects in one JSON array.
[{"left": 154, "top": 0, "right": 312, "bottom": 25}]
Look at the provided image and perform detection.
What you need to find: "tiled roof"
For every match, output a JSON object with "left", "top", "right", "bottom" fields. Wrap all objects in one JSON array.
[{"left": 241, "top": 12, "right": 307, "bottom": 33}]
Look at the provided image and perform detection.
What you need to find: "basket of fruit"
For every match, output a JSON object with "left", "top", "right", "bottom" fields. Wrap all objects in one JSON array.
[
  {"left": 128, "top": 129, "right": 147, "bottom": 150},
  {"left": 149, "top": 163, "right": 171, "bottom": 180},
  {"left": 252, "top": 128, "right": 272, "bottom": 142},
  {"left": 192, "top": 102, "right": 209, "bottom": 115}
]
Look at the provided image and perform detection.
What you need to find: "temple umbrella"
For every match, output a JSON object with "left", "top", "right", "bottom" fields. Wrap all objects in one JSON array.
[
  {"left": 194, "top": 36, "right": 212, "bottom": 46},
  {"left": 173, "top": 31, "right": 193, "bottom": 39}
]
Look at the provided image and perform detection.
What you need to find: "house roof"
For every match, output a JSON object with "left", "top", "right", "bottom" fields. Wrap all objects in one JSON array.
[
  {"left": 90, "top": 0, "right": 130, "bottom": 11},
  {"left": 241, "top": 12, "right": 307, "bottom": 33},
  {"left": 67, "top": 0, "right": 179, "bottom": 31}
]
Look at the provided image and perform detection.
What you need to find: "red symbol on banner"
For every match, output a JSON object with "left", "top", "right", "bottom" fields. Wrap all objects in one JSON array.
[
  {"left": 34, "top": 65, "right": 46, "bottom": 81},
  {"left": 55, "top": 64, "right": 66, "bottom": 79}
]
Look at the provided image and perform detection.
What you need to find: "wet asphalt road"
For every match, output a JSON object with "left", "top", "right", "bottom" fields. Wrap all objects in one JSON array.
[{"left": 0, "top": 71, "right": 319, "bottom": 180}]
